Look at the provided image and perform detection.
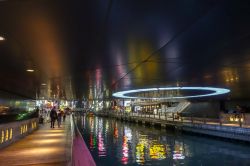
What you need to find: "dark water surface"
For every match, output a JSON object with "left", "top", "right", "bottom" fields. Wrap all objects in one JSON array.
[{"left": 76, "top": 116, "right": 250, "bottom": 166}]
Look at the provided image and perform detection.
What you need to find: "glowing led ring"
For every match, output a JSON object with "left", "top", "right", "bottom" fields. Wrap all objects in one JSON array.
[{"left": 112, "top": 87, "right": 230, "bottom": 99}]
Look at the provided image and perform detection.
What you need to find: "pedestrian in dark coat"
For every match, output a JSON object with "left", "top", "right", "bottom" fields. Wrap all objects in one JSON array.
[{"left": 50, "top": 107, "right": 57, "bottom": 128}]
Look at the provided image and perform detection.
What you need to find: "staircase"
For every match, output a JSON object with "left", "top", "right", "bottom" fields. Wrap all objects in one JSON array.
[
  {"left": 164, "top": 102, "right": 190, "bottom": 113},
  {"left": 173, "top": 102, "right": 190, "bottom": 113}
]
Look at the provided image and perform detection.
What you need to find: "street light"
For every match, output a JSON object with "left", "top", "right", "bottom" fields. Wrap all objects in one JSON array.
[
  {"left": 0, "top": 36, "right": 5, "bottom": 41},
  {"left": 26, "top": 69, "right": 34, "bottom": 72}
]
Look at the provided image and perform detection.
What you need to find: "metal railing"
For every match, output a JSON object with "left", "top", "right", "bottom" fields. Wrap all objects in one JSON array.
[{"left": 97, "top": 111, "right": 249, "bottom": 128}]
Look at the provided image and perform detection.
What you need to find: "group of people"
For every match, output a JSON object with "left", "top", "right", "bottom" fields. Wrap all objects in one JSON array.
[{"left": 50, "top": 106, "right": 66, "bottom": 128}]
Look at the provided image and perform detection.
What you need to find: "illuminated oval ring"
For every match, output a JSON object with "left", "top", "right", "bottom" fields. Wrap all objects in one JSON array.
[{"left": 112, "top": 87, "right": 230, "bottom": 99}]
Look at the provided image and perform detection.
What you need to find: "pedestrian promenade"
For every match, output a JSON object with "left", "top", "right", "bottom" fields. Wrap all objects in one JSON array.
[{"left": 0, "top": 118, "right": 72, "bottom": 166}]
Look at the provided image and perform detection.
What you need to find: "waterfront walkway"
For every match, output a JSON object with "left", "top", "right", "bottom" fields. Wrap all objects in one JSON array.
[
  {"left": 0, "top": 119, "right": 72, "bottom": 166},
  {"left": 95, "top": 112, "right": 250, "bottom": 142},
  {"left": 107, "top": 112, "right": 250, "bottom": 128}
]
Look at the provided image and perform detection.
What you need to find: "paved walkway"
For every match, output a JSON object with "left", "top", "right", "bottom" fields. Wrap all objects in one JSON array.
[{"left": 0, "top": 118, "right": 72, "bottom": 166}]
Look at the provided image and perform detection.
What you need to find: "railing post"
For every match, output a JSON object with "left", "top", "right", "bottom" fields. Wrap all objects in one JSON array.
[
  {"left": 172, "top": 113, "right": 174, "bottom": 122},
  {"left": 191, "top": 116, "right": 193, "bottom": 123}
]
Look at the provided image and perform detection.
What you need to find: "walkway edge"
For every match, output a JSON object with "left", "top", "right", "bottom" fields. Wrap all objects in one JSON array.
[
  {"left": 66, "top": 115, "right": 74, "bottom": 166},
  {"left": 72, "top": 115, "right": 96, "bottom": 166}
]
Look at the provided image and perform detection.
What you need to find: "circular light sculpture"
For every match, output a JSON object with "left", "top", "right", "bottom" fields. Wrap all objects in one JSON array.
[{"left": 112, "top": 87, "right": 230, "bottom": 99}]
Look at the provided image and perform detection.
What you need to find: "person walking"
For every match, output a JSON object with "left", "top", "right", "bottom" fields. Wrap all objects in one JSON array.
[
  {"left": 57, "top": 110, "right": 62, "bottom": 128},
  {"left": 63, "top": 111, "right": 66, "bottom": 122},
  {"left": 50, "top": 107, "right": 57, "bottom": 128}
]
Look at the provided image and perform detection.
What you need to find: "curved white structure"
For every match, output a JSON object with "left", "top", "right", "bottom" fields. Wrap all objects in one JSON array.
[{"left": 112, "top": 87, "right": 230, "bottom": 99}]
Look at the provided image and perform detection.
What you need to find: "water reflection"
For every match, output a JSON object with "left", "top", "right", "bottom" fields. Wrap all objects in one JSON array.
[
  {"left": 114, "top": 123, "right": 118, "bottom": 139},
  {"left": 136, "top": 141, "right": 145, "bottom": 164},
  {"left": 173, "top": 141, "right": 185, "bottom": 160},
  {"left": 122, "top": 136, "right": 129, "bottom": 164},
  {"left": 149, "top": 142, "right": 166, "bottom": 160},
  {"left": 98, "top": 131, "right": 106, "bottom": 157},
  {"left": 89, "top": 117, "right": 96, "bottom": 150},
  {"left": 78, "top": 116, "right": 250, "bottom": 166}
]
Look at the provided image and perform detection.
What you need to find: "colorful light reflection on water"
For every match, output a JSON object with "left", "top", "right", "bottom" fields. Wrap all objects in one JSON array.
[{"left": 77, "top": 116, "right": 250, "bottom": 166}]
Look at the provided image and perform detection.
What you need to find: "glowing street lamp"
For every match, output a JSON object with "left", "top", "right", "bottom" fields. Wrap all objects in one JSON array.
[
  {"left": 0, "top": 36, "right": 5, "bottom": 41},
  {"left": 26, "top": 69, "right": 34, "bottom": 72}
]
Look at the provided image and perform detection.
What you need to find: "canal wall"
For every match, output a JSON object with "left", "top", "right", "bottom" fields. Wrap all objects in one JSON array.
[
  {"left": 72, "top": 115, "right": 96, "bottom": 166},
  {"left": 96, "top": 112, "right": 250, "bottom": 143},
  {"left": 182, "top": 123, "right": 250, "bottom": 142},
  {"left": 0, "top": 118, "right": 38, "bottom": 149}
]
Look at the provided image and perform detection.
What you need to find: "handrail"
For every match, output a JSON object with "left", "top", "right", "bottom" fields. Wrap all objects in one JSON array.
[
  {"left": 97, "top": 111, "right": 250, "bottom": 128},
  {"left": 68, "top": 115, "right": 74, "bottom": 166}
]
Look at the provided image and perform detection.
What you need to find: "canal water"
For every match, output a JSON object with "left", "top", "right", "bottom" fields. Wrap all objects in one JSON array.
[{"left": 76, "top": 115, "right": 250, "bottom": 166}]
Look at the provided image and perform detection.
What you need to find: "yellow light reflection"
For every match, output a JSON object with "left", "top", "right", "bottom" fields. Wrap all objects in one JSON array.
[
  {"left": 229, "top": 116, "right": 243, "bottom": 122},
  {"left": 127, "top": 39, "right": 158, "bottom": 85},
  {"left": 39, "top": 133, "right": 65, "bottom": 137},
  {"left": 9, "top": 128, "right": 13, "bottom": 140},
  {"left": 135, "top": 134, "right": 149, "bottom": 164},
  {"left": 149, "top": 144, "right": 166, "bottom": 159},
  {"left": 136, "top": 143, "right": 145, "bottom": 164},
  {"left": 41, "top": 129, "right": 64, "bottom": 133},
  {"left": 221, "top": 69, "right": 239, "bottom": 84},
  {"left": 5, "top": 129, "right": 9, "bottom": 141},
  {"left": 31, "top": 139, "right": 60, "bottom": 144},
  {"left": 18, "top": 147, "right": 64, "bottom": 156},
  {"left": 1, "top": 130, "right": 4, "bottom": 143}
]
